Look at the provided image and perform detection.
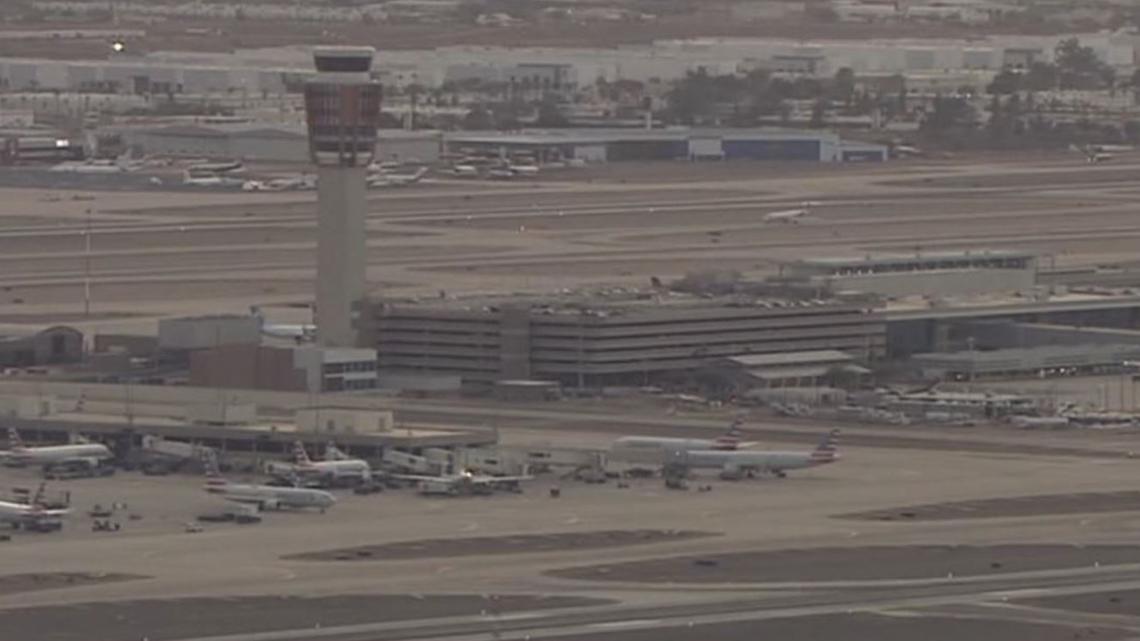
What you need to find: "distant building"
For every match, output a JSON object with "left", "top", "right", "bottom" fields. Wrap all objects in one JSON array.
[
  {"left": 784, "top": 250, "right": 1038, "bottom": 299},
  {"left": 117, "top": 124, "right": 442, "bottom": 164},
  {"left": 0, "top": 326, "right": 83, "bottom": 367},
  {"left": 447, "top": 128, "right": 887, "bottom": 164},
  {"left": 914, "top": 344, "right": 1140, "bottom": 381},
  {"left": 720, "top": 350, "right": 869, "bottom": 388},
  {"left": 190, "top": 345, "right": 378, "bottom": 393},
  {"left": 357, "top": 292, "right": 885, "bottom": 387}
]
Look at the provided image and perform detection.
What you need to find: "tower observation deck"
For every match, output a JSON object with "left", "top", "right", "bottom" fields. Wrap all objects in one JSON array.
[{"left": 304, "top": 47, "right": 381, "bottom": 347}]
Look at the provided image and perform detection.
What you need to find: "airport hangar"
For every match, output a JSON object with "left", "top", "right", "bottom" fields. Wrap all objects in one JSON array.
[
  {"left": 111, "top": 124, "right": 887, "bottom": 165},
  {"left": 446, "top": 128, "right": 889, "bottom": 163}
]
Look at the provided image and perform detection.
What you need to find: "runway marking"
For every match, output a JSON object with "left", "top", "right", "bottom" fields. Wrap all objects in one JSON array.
[{"left": 588, "top": 619, "right": 662, "bottom": 629}]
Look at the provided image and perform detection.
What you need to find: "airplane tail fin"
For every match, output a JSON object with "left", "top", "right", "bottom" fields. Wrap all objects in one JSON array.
[
  {"left": 810, "top": 429, "right": 840, "bottom": 463},
  {"left": 200, "top": 450, "right": 226, "bottom": 485},
  {"left": 292, "top": 441, "right": 313, "bottom": 466},
  {"left": 325, "top": 441, "right": 349, "bottom": 461},
  {"left": 713, "top": 418, "right": 744, "bottom": 450},
  {"left": 7, "top": 427, "right": 25, "bottom": 451},
  {"left": 31, "top": 482, "right": 47, "bottom": 509}
]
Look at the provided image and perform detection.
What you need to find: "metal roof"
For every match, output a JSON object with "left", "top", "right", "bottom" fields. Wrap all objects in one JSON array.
[{"left": 727, "top": 349, "right": 855, "bottom": 367}]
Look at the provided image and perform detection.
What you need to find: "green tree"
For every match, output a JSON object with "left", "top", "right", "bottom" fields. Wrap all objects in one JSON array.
[
  {"left": 809, "top": 98, "right": 827, "bottom": 128},
  {"left": 987, "top": 68, "right": 1022, "bottom": 95},
  {"left": 1023, "top": 62, "right": 1058, "bottom": 91},
  {"left": 921, "top": 96, "right": 977, "bottom": 133},
  {"left": 833, "top": 67, "right": 856, "bottom": 106},
  {"left": 1055, "top": 38, "right": 1114, "bottom": 90},
  {"left": 461, "top": 105, "right": 495, "bottom": 130},
  {"left": 535, "top": 99, "right": 568, "bottom": 127}
]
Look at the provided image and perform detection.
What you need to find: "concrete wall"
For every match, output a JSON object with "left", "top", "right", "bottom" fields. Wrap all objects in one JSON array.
[
  {"left": 158, "top": 315, "right": 259, "bottom": 351},
  {"left": 296, "top": 408, "right": 393, "bottom": 434},
  {"left": 189, "top": 344, "right": 307, "bottom": 392},
  {"left": 315, "top": 166, "right": 367, "bottom": 347}
]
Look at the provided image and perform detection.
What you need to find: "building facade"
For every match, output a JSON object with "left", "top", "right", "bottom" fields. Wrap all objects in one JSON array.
[{"left": 357, "top": 296, "right": 885, "bottom": 386}]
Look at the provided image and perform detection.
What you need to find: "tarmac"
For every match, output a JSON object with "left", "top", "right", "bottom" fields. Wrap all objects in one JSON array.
[
  {"left": 5, "top": 153, "right": 1140, "bottom": 638},
  {"left": 4, "top": 152, "right": 1140, "bottom": 335}
]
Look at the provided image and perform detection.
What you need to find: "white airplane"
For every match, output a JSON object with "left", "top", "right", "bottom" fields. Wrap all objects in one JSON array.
[
  {"left": 612, "top": 420, "right": 753, "bottom": 453},
  {"left": 762, "top": 201, "right": 820, "bottom": 224},
  {"left": 241, "top": 176, "right": 314, "bottom": 192},
  {"left": 183, "top": 172, "right": 245, "bottom": 188},
  {"left": 266, "top": 441, "right": 372, "bottom": 483},
  {"left": 449, "top": 164, "right": 480, "bottom": 178},
  {"left": 507, "top": 163, "right": 539, "bottom": 177},
  {"left": 394, "top": 468, "right": 533, "bottom": 496},
  {"left": 202, "top": 452, "right": 335, "bottom": 512},
  {"left": 1071, "top": 144, "right": 1114, "bottom": 164},
  {"left": 0, "top": 484, "right": 68, "bottom": 530},
  {"left": 367, "top": 167, "right": 429, "bottom": 189},
  {"left": 2, "top": 428, "right": 112, "bottom": 468},
  {"left": 669, "top": 430, "right": 840, "bottom": 479},
  {"left": 187, "top": 160, "right": 244, "bottom": 175},
  {"left": 250, "top": 306, "right": 315, "bottom": 342}
]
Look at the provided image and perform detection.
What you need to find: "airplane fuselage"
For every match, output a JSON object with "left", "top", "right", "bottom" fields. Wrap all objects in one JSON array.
[
  {"left": 3, "top": 444, "right": 112, "bottom": 467},
  {"left": 674, "top": 448, "right": 837, "bottom": 475},
  {"left": 205, "top": 481, "right": 335, "bottom": 511}
]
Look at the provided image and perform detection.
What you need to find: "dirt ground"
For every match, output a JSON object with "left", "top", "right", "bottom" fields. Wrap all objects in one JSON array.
[
  {"left": 0, "top": 594, "right": 607, "bottom": 641},
  {"left": 841, "top": 491, "right": 1140, "bottom": 522},
  {"left": 0, "top": 573, "right": 145, "bottom": 597},
  {"left": 546, "top": 544, "right": 1140, "bottom": 584},
  {"left": 544, "top": 613, "right": 1131, "bottom": 641},
  {"left": 285, "top": 529, "right": 717, "bottom": 562}
]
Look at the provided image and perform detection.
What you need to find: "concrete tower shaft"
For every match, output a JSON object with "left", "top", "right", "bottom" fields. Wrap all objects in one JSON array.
[{"left": 304, "top": 47, "right": 381, "bottom": 347}]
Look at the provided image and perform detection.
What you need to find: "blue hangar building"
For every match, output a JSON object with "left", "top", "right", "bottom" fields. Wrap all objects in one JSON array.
[{"left": 445, "top": 128, "right": 888, "bottom": 164}]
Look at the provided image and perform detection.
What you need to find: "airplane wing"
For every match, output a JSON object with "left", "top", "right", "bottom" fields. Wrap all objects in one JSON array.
[
  {"left": 390, "top": 474, "right": 453, "bottom": 483},
  {"left": 467, "top": 474, "right": 533, "bottom": 484}
]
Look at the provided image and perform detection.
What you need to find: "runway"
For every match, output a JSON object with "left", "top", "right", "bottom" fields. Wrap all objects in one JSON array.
[{"left": 3, "top": 155, "right": 1140, "bottom": 331}]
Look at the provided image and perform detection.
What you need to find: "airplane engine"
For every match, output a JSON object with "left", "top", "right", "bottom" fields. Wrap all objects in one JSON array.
[
  {"left": 719, "top": 463, "right": 743, "bottom": 480},
  {"left": 259, "top": 499, "right": 281, "bottom": 511}
]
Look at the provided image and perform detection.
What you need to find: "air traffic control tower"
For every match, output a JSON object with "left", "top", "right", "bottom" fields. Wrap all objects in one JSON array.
[{"left": 304, "top": 47, "right": 382, "bottom": 346}]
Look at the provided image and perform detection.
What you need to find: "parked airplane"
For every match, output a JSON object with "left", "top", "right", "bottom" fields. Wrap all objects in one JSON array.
[
  {"left": 611, "top": 420, "right": 753, "bottom": 454},
  {"left": 0, "top": 484, "right": 68, "bottom": 530},
  {"left": 202, "top": 452, "right": 335, "bottom": 512},
  {"left": 2, "top": 428, "right": 112, "bottom": 468},
  {"left": 250, "top": 306, "right": 316, "bottom": 342},
  {"left": 507, "top": 163, "right": 539, "bottom": 177},
  {"left": 762, "top": 201, "right": 820, "bottom": 224},
  {"left": 242, "top": 175, "right": 316, "bottom": 192},
  {"left": 182, "top": 172, "right": 245, "bottom": 188},
  {"left": 187, "top": 160, "right": 245, "bottom": 175},
  {"left": 449, "top": 164, "right": 480, "bottom": 178},
  {"left": 394, "top": 468, "right": 533, "bottom": 496},
  {"left": 367, "top": 167, "right": 428, "bottom": 189},
  {"left": 266, "top": 441, "right": 372, "bottom": 484},
  {"left": 670, "top": 430, "right": 840, "bottom": 479},
  {"left": 1071, "top": 144, "right": 1114, "bottom": 164}
]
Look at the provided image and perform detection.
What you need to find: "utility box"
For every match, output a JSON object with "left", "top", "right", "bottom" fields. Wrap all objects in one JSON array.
[
  {"left": 295, "top": 407, "right": 393, "bottom": 434},
  {"left": 186, "top": 402, "right": 257, "bottom": 426}
]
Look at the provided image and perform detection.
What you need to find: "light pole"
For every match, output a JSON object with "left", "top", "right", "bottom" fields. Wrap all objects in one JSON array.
[{"left": 83, "top": 208, "right": 92, "bottom": 317}]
